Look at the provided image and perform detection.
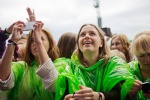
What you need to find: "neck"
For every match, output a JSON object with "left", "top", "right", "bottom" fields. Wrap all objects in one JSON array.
[
  {"left": 83, "top": 51, "right": 99, "bottom": 67},
  {"left": 34, "top": 56, "right": 40, "bottom": 64}
]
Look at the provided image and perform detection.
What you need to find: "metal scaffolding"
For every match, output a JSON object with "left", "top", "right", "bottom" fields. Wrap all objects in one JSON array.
[{"left": 93, "top": 0, "right": 102, "bottom": 28}]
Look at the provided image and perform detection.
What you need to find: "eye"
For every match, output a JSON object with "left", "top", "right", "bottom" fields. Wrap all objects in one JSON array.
[
  {"left": 41, "top": 37, "right": 44, "bottom": 41},
  {"left": 79, "top": 32, "right": 85, "bottom": 37},
  {"left": 116, "top": 42, "right": 121, "bottom": 46},
  {"left": 111, "top": 43, "right": 114, "bottom": 46},
  {"left": 90, "top": 32, "right": 95, "bottom": 36},
  {"left": 137, "top": 54, "right": 144, "bottom": 57},
  {"left": 31, "top": 38, "right": 34, "bottom": 43}
]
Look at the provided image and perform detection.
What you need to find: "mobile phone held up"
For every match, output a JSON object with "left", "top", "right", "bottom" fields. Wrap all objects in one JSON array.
[
  {"left": 142, "top": 82, "right": 150, "bottom": 93},
  {"left": 102, "top": 27, "right": 111, "bottom": 37},
  {"left": 23, "top": 22, "right": 35, "bottom": 31}
]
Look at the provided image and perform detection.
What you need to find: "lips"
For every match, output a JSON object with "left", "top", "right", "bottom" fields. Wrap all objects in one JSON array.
[{"left": 83, "top": 41, "right": 92, "bottom": 45}]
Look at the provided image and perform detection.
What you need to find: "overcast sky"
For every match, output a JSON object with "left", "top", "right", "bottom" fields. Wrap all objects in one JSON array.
[{"left": 0, "top": 0, "right": 150, "bottom": 42}]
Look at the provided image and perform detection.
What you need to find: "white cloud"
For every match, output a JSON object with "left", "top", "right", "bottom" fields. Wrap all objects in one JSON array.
[{"left": 0, "top": 0, "right": 150, "bottom": 42}]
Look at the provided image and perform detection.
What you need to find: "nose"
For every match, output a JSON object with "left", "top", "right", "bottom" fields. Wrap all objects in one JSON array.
[{"left": 84, "top": 34, "right": 90, "bottom": 39}]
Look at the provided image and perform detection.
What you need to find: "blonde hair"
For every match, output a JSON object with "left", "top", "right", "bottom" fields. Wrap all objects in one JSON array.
[
  {"left": 111, "top": 50, "right": 127, "bottom": 62},
  {"left": 110, "top": 34, "right": 132, "bottom": 62},
  {"left": 132, "top": 31, "right": 150, "bottom": 56}
]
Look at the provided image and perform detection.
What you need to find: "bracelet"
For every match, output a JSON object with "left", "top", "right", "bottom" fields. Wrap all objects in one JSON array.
[
  {"left": 98, "top": 92, "right": 102, "bottom": 100},
  {"left": 8, "top": 39, "right": 17, "bottom": 46},
  {"left": 8, "top": 39, "right": 18, "bottom": 61}
]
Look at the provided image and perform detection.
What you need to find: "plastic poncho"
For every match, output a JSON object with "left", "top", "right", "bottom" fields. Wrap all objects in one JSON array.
[
  {"left": 4, "top": 60, "right": 54, "bottom": 100},
  {"left": 128, "top": 61, "right": 150, "bottom": 100},
  {"left": 54, "top": 55, "right": 134, "bottom": 100}
]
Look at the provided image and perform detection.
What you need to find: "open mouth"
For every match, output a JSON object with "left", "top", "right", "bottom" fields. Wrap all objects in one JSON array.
[{"left": 83, "top": 41, "right": 92, "bottom": 45}]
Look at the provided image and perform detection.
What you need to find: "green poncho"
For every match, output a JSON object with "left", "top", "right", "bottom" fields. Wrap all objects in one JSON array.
[
  {"left": 55, "top": 55, "right": 134, "bottom": 100},
  {"left": 128, "top": 61, "right": 150, "bottom": 100},
  {"left": 4, "top": 60, "right": 54, "bottom": 100}
]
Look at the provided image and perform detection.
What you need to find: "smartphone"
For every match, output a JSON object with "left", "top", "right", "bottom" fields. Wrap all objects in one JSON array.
[
  {"left": 102, "top": 27, "right": 111, "bottom": 36},
  {"left": 142, "top": 82, "right": 150, "bottom": 93},
  {"left": 23, "top": 22, "right": 35, "bottom": 31}
]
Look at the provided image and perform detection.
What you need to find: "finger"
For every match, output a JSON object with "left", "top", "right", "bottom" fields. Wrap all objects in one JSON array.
[
  {"left": 76, "top": 88, "right": 93, "bottom": 94},
  {"left": 134, "top": 80, "right": 142, "bottom": 85},
  {"left": 79, "top": 85, "right": 87, "bottom": 89},
  {"left": 64, "top": 94, "right": 74, "bottom": 100},
  {"left": 74, "top": 92, "right": 94, "bottom": 98}
]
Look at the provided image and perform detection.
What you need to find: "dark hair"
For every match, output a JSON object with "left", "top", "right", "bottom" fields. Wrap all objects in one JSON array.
[{"left": 57, "top": 32, "right": 76, "bottom": 58}]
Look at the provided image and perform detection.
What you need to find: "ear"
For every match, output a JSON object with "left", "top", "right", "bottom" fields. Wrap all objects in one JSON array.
[{"left": 99, "top": 40, "right": 103, "bottom": 47}]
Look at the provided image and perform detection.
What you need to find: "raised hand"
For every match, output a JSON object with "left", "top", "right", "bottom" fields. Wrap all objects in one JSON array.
[
  {"left": 10, "top": 21, "right": 25, "bottom": 43},
  {"left": 26, "top": 7, "right": 36, "bottom": 22},
  {"left": 33, "top": 21, "right": 44, "bottom": 43}
]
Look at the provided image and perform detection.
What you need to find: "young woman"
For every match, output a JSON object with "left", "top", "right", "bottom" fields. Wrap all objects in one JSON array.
[
  {"left": 37, "top": 24, "right": 134, "bottom": 100},
  {"left": 128, "top": 31, "right": 150, "bottom": 100},
  {"left": 0, "top": 21, "right": 59, "bottom": 100},
  {"left": 110, "top": 34, "right": 134, "bottom": 63}
]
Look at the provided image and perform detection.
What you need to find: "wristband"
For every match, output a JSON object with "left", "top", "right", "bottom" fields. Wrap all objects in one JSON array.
[
  {"left": 8, "top": 40, "right": 17, "bottom": 46},
  {"left": 98, "top": 92, "right": 102, "bottom": 100},
  {"left": 8, "top": 39, "right": 18, "bottom": 61}
]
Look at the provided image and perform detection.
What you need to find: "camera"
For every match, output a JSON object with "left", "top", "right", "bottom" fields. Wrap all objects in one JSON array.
[
  {"left": 102, "top": 27, "right": 111, "bottom": 37},
  {"left": 23, "top": 22, "right": 35, "bottom": 31},
  {"left": 142, "top": 82, "right": 150, "bottom": 93}
]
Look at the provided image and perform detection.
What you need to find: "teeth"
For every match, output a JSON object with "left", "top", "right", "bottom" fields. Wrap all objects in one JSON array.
[{"left": 84, "top": 41, "right": 91, "bottom": 44}]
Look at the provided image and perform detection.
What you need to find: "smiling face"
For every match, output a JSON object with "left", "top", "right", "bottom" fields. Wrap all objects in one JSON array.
[
  {"left": 78, "top": 25, "right": 103, "bottom": 55},
  {"left": 110, "top": 37, "right": 125, "bottom": 53},
  {"left": 30, "top": 31, "right": 50, "bottom": 58}
]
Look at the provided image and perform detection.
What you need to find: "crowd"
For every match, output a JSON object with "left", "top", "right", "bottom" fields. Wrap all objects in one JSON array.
[{"left": 0, "top": 7, "right": 150, "bottom": 100}]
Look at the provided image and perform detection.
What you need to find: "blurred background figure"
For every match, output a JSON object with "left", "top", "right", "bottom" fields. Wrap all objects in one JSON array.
[
  {"left": 57, "top": 32, "right": 76, "bottom": 58},
  {"left": 128, "top": 31, "right": 150, "bottom": 99},
  {"left": 111, "top": 49, "right": 127, "bottom": 62},
  {"left": 110, "top": 34, "right": 134, "bottom": 63}
]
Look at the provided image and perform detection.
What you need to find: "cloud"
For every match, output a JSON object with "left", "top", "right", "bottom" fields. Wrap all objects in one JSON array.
[{"left": 0, "top": 0, "right": 150, "bottom": 42}]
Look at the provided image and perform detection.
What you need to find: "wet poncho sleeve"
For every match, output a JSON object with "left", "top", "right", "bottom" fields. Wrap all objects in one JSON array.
[
  {"left": 54, "top": 55, "right": 134, "bottom": 100},
  {"left": 4, "top": 60, "right": 55, "bottom": 100},
  {"left": 128, "top": 61, "right": 150, "bottom": 100}
]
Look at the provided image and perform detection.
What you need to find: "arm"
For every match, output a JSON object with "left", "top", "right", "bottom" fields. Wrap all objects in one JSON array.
[
  {"left": 0, "top": 22, "right": 16, "bottom": 58},
  {"left": 34, "top": 21, "right": 58, "bottom": 91},
  {"left": 0, "top": 21, "right": 25, "bottom": 81}
]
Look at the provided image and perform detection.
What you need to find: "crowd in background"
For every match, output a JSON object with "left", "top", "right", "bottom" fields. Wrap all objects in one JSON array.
[{"left": 0, "top": 7, "right": 150, "bottom": 100}]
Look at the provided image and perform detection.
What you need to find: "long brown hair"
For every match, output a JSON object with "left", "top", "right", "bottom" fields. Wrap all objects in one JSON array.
[
  {"left": 57, "top": 32, "right": 76, "bottom": 58},
  {"left": 74, "top": 24, "right": 112, "bottom": 67},
  {"left": 24, "top": 29, "right": 60, "bottom": 66}
]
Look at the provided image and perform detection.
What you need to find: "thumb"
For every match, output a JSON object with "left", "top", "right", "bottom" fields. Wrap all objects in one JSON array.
[{"left": 79, "top": 84, "right": 86, "bottom": 89}]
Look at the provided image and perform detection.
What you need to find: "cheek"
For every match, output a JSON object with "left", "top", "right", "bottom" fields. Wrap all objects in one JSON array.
[
  {"left": 44, "top": 42, "right": 50, "bottom": 52},
  {"left": 78, "top": 39, "right": 82, "bottom": 47},
  {"left": 137, "top": 57, "right": 144, "bottom": 64}
]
